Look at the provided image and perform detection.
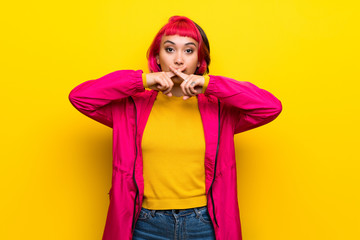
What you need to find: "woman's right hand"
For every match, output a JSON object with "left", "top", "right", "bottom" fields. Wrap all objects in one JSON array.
[{"left": 145, "top": 66, "right": 186, "bottom": 97}]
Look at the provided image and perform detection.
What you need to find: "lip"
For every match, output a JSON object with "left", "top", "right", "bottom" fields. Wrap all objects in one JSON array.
[
  {"left": 170, "top": 69, "right": 186, "bottom": 74},
  {"left": 171, "top": 65, "right": 186, "bottom": 72}
]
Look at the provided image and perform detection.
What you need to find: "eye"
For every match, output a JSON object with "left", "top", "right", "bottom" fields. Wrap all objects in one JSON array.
[
  {"left": 165, "top": 47, "right": 174, "bottom": 53},
  {"left": 185, "top": 49, "right": 194, "bottom": 54}
]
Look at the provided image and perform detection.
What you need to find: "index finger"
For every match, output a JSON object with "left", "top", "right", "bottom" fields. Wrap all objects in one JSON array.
[
  {"left": 169, "top": 65, "right": 189, "bottom": 81},
  {"left": 165, "top": 71, "right": 176, "bottom": 78}
]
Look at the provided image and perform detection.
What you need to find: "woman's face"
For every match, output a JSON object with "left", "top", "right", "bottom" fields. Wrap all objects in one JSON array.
[{"left": 156, "top": 34, "right": 200, "bottom": 83}]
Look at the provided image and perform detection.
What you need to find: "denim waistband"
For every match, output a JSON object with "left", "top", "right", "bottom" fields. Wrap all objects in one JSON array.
[{"left": 142, "top": 205, "right": 208, "bottom": 216}]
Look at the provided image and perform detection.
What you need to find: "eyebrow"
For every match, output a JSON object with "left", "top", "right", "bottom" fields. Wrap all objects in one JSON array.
[{"left": 163, "top": 40, "right": 197, "bottom": 47}]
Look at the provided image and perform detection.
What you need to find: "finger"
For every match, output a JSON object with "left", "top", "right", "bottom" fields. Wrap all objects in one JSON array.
[
  {"left": 189, "top": 83, "right": 197, "bottom": 95},
  {"left": 177, "top": 65, "right": 187, "bottom": 73},
  {"left": 169, "top": 65, "right": 187, "bottom": 76},
  {"left": 191, "top": 83, "right": 202, "bottom": 95},
  {"left": 165, "top": 71, "right": 176, "bottom": 79},
  {"left": 187, "top": 77, "right": 197, "bottom": 95},
  {"left": 155, "top": 77, "right": 168, "bottom": 91},
  {"left": 165, "top": 65, "right": 186, "bottom": 79},
  {"left": 169, "top": 65, "right": 189, "bottom": 81},
  {"left": 183, "top": 82, "right": 192, "bottom": 96},
  {"left": 187, "top": 75, "right": 203, "bottom": 95},
  {"left": 161, "top": 73, "right": 174, "bottom": 96},
  {"left": 162, "top": 82, "right": 173, "bottom": 96},
  {"left": 162, "top": 88, "right": 173, "bottom": 97},
  {"left": 194, "top": 86, "right": 202, "bottom": 94},
  {"left": 183, "top": 76, "right": 195, "bottom": 96},
  {"left": 180, "top": 81, "right": 188, "bottom": 98}
]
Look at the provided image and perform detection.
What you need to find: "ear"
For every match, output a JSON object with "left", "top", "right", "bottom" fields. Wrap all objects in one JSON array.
[
  {"left": 156, "top": 55, "right": 160, "bottom": 65},
  {"left": 197, "top": 61, "right": 200, "bottom": 68}
]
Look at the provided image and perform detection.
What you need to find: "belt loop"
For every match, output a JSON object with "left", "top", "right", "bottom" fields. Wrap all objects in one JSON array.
[
  {"left": 150, "top": 210, "right": 156, "bottom": 217},
  {"left": 193, "top": 207, "right": 201, "bottom": 218}
]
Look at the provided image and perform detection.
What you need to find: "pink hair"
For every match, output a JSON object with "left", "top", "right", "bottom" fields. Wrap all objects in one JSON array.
[{"left": 147, "top": 16, "right": 209, "bottom": 75}]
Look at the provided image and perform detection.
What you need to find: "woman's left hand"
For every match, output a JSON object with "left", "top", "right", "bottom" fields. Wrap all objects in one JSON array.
[{"left": 169, "top": 66, "right": 205, "bottom": 100}]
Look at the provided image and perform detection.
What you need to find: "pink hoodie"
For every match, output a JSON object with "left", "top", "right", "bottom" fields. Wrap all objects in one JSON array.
[{"left": 69, "top": 69, "right": 282, "bottom": 239}]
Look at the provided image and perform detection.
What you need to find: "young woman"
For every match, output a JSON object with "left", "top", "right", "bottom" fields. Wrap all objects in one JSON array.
[{"left": 69, "top": 16, "right": 282, "bottom": 240}]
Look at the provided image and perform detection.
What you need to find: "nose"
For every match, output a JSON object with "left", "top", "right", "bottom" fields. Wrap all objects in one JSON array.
[{"left": 174, "top": 52, "right": 184, "bottom": 66}]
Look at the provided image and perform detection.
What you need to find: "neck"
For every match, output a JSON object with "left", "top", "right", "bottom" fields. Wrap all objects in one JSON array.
[{"left": 169, "top": 85, "right": 185, "bottom": 97}]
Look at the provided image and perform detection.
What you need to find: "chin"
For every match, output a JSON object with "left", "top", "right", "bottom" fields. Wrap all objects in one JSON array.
[{"left": 172, "top": 76, "right": 183, "bottom": 83}]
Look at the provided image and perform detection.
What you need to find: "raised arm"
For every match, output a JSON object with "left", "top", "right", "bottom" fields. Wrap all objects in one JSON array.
[
  {"left": 68, "top": 70, "right": 145, "bottom": 128},
  {"left": 204, "top": 75, "right": 282, "bottom": 134}
]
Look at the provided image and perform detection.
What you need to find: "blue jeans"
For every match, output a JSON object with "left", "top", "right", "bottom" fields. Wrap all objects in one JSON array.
[{"left": 133, "top": 206, "right": 216, "bottom": 240}]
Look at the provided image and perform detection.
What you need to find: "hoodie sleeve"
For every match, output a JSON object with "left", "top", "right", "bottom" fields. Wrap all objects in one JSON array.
[
  {"left": 204, "top": 75, "right": 282, "bottom": 134},
  {"left": 68, "top": 70, "right": 145, "bottom": 128}
]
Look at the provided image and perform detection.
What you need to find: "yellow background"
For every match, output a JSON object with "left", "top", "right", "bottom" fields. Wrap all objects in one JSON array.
[{"left": 1, "top": 0, "right": 359, "bottom": 239}]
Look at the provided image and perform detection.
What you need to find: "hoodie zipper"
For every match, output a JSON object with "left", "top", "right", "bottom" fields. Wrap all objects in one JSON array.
[
  {"left": 130, "top": 96, "right": 140, "bottom": 233},
  {"left": 207, "top": 99, "right": 220, "bottom": 228}
]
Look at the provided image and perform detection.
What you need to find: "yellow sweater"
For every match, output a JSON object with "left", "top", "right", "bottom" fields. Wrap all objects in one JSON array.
[{"left": 140, "top": 73, "right": 210, "bottom": 210}]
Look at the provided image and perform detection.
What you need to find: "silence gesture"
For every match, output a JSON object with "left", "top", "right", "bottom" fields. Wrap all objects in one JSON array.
[
  {"left": 146, "top": 65, "right": 205, "bottom": 99},
  {"left": 169, "top": 66, "right": 205, "bottom": 100},
  {"left": 145, "top": 65, "right": 187, "bottom": 97}
]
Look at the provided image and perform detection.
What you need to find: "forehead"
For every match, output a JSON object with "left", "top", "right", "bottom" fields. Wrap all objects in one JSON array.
[{"left": 161, "top": 34, "right": 198, "bottom": 46}]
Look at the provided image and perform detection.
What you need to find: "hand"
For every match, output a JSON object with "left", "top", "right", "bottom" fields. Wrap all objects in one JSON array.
[
  {"left": 145, "top": 66, "right": 187, "bottom": 97},
  {"left": 169, "top": 66, "right": 205, "bottom": 100}
]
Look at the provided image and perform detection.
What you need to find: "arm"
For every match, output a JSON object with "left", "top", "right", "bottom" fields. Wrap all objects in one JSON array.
[
  {"left": 68, "top": 70, "right": 145, "bottom": 128},
  {"left": 204, "top": 75, "right": 282, "bottom": 134}
]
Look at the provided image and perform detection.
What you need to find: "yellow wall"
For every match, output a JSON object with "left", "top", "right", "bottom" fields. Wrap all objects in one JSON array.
[{"left": 1, "top": 0, "right": 359, "bottom": 239}]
